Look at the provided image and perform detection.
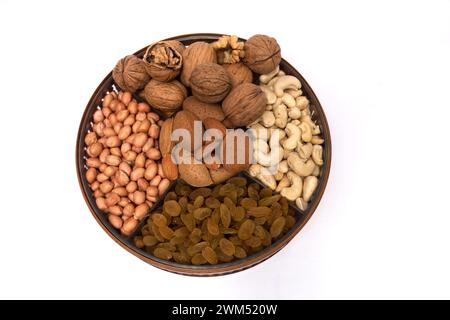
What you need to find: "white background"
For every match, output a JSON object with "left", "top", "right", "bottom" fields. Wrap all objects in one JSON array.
[{"left": 0, "top": 0, "right": 449, "bottom": 300}]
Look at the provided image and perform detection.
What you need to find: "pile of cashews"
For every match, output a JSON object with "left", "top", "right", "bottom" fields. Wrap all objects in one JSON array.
[{"left": 247, "top": 66, "right": 324, "bottom": 210}]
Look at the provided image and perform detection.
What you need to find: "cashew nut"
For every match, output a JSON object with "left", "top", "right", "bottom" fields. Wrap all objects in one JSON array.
[
  {"left": 274, "top": 170, "right": 284, "bottom": 181},
  {"left": 278, "top": 160, "right": 288, "bottom": 173},
  {"left": 295, "top": 198, "right": 308, "bottom": 211},
  {"left": 312, "top": 165, "right": 320, "bottom": 177},
  {"left": 249, "top": 164, "right": 277, "bottom": 190},
  {"left": 280, "top": 172, "right": 303, "bottom": 201},
  {"left": 299, "top": 122, "right": 312, "bottom": 143},
  {"left": 303, "top": 176, "right": 318, "bottom": 202},
  {"left": 287, "top": 153, "right": 316, "bottom": 177},
  {"left": 297, "top": 142, "right": 313, "bottom": 160},
  {"left": 283, "top": 148, "right": 292, "bottom": 159},
  {"left": 254, "top": 131, "right": 283, "bottom": 167},
  {"left": 260, "top": 86, "right": 277, "bottom": 104},
  {"left": 281, "top": 93, "right": 296, "bottom": 108},
  {"left": 275, "top": 176, "right": 290, "bottom": 193},
  {"left": 266, "top": 104, "right": 273, "bottom": 111},
  {"left": 277, "top": 70, "right": 286, "bottom": 76},
  {"left": 248, "top": 123, "right": 270, "bottom": 141},
  {"left": 286, "top": 89, "right": 301, "bottom": 98},
  {"left": 261, "top": 111, "right": 275, "bottom": 128},
  {"left": 282, "top": 123, "right": 301, "bottom": 151},
  {"left": 311, "top": 135, "right": 324, "bottom": 145},
  {"left": 259, "top": 66, "right": 280, "bottom": 84},
  {"left": 273, "top": 104, "right": 288, "bottom": 129},
  {"left": 274, "top": 76, "right": 302, "bottom": 97},
  {"left": 253, "top": 138, "right": 269, "bottom": 154},
  {"left": 288, "top": 107, "right": 302, "bottom": 120},
  {"left": 312, "top": 145, "right": 323, "bottom": 166},
  {"left": 296, "top": 96, "right": 309, "bottom": 110},
  {"left": 273, "top": 97, "right": 283, "bottom": 108}
]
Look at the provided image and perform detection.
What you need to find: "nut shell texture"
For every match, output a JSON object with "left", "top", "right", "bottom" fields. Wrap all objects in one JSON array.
[
  {"left": 181, "top": 42, "right": 217, "bottom": 87},
  {"left": 244, "top": 35, "right": 281, "bottom": 74},
  {"left": 113, "top": 55, "right": 150, "bottom": 93},
  {"left": 190, "top": 63, "right": 231, "bottom": 103},
  {"left": 142, "top": 80, "right": 187, "bottom": 117}
]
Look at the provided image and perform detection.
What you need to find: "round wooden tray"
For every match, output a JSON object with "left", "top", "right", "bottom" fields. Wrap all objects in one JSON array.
[{"left": 76, "top": 33, "right": 332, "bottom": 276}]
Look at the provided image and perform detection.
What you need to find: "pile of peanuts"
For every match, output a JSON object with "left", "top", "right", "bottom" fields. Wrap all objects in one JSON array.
[{"left": 84, "top": 90, "right": 170, "bottom": 236}]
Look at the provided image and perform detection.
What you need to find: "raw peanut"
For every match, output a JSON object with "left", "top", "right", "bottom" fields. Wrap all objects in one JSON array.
[
  {"left": 93, "top": 122, "right": 105, "bottom": 137},
  {"left": 96, "top": 173, "right": 109, "bottom": 183},
  {"left": 99, "top": 181, "right": 114, "bottom": 193},
  {"left": 146, "top": 148, "right": 161, "bottom": 160},
  {"left": 147, "top": 196, "right": 157, "bottom": 202},
  {"left": 84, "top": 132, "right": 97, "bottom": 146},
  {"left": 112, "top": 187, "right": 128, "bottom": 197},
  {"left": 136, "top": 112, "right": 147, "bottom": 121},
  {"left": 146, "top": 186, "right": 159, "bottom": 197},
  {"left": 123, "top": 150, "right": 137, "bottom": 161},
  {"left": 93, "top": 190, "right": 104, "bottom": 198},
  {"left": 121, "top": 217, "right": 139, "bottom": 235},
  {"left": 110, "top": 147, "right": 121, "bottom": 157},
  {"left": 119, "top": 162, "right": 132, "bottom": 176},
  {"left": 133, "top": 133, "right": 148, "bottom": 148},
  {"left": 128, "top": 101, "right": 138, "bottom": 114},
  {"left": 149, "top": 124, "right": 160, "bottom": 139},
  {"left": 105, "top": 193, "right": 120, "bottom": 207},
  {"left": 133, "top": 191, "right": 146, "bottom": 205},
  {"left": 132, "top": 121, "right": 142, "bottom": 133},
  {"left": 106, "top": 136, "right": 121, "bottom": 148},
  {"left": 138, "top": 102, "right": 151, "bottom": 113},
  {"left": 87, "top": 142, "right": 103, "bottom": 157},
  {"left": 118, "top": 125, "right": 132, "bottom": 140},
  {"left": 135, "top": 153, "right": 146, "bottom": 168},
  {"left": 158, "top": 179, "right": 171, "bottom": 196},
  {"left": 86, "top": 168, "right": 97, "bottom": 183},
  {"left": 124, "top": 114, "right": 135, "bottom": 126},
  {"left": 137, "top": 178, "right": 149, "bottom": 191},
  {"left": 93, "top": 109, "right": 104, "bottom": 123},
  {"left": 105, "top": 155, "right": 121, "bottom": 166},
  {"left": 99, "top": 150, "right": 110, "bottom": 164},
  {"left": 123, "top": 203, "right": 135, "bottom": 216},
  {"left": 158, "top": 163, "right": 165, "bottom": 178},
  {"left": 134, "top": 203, "right": 150, "bottom": 220},
  {"left": 130, "top": 168, "right": 145, "bottom": 181},
  {"left": 119, "top": 197, "right": 130, "bottom": 206},
  {"left": 142, "top": 138, "right": 154, "bottom": 153},
  {"left": 138, "top": 119, "right": 151, "bottom": 133},
  {"left": 102, "top": 93, "right": 113, "bottom": 107},
  {"left": 126, "top": 181, "right": 138, "bottom": 193},
  {"left": 104, "top": 166, "right": 117, "bottom": 177},
  {"left": 144, "top": 162, "right": 158, "bottom": 180},
  {"left": 121, "top": 142, "right": 131, "bottom": 154},
  {"left": 96, "top": 197, "right": 107, "bottom": 210},
  {"left": 109, "top": 113, "right": 118, "bottom": 126},
  {"left": 103, "top": 127, "right": 116, "bottom": 137},
  {"left": 86, "top": 157, "right": 101, "bottom": 168},
  {"left": 109, "top": 205, "right": 122, "bottom": 216},
  {"left": 109, "top": 99, "right": 118, "bottom": 111},
  {"left": 91, "top": 181, "right": 100, "bottom": 191},
  {"left": 113, "top": 122, "right": 123, "bottom": 134},
  {"left": 116, "top": 170, "right": 130, "bottom": 186},
  {"left": 116, "top": 109, "right": 129, "bottom": 122},
  {"left": 132, "top": 146, "right": 142, "bottom": 153},
  {"left": 121, "top": 92, "right": 132, "bottom": 105},
  {"left": 99, "top": 163, "right": 108, "bottom": 172},
  {"left": 108, "top": 214, "right": 123, "bottom": 229},
  {"left": 150, "top": 175, "right": 161, "bottom": 187},
  {"left": 147, "top": 112, "right": 159, "bottom": 122}
]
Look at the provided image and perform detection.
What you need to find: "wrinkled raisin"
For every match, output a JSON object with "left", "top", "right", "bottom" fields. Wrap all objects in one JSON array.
[
  {"left": 238, "top": 219, "right": 255, "bottom": 240},
  {"left": 270, "top": 217, "right": 286, "bottom": 238},
  {"left": 153, "top": 248, "right": 172, "bottom": 260},
  {"left": 163, "top": 200, "right": 181, "bottom": 217},
  {"left": 202, "top": 246, "right": 218, "bottom": 265},
  {"left": 220, "top": 204, "right": 231, "bottom": 228},
  {"left": 219, "top": 238, "right": 236, "bottom": 256}
]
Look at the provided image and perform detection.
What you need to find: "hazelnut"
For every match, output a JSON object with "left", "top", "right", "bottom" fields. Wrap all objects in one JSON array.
[{"left": 190, "top": 63, "right": 231, "bottom": 103}]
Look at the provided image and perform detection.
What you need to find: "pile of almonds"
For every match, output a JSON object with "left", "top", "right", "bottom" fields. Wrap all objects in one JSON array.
[{"left": 84, "top": 91, "right": 170, "bottom": 235}]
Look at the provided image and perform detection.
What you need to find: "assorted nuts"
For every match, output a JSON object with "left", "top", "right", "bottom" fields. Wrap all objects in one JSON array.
[{"left": 84, "top": 34, "right": 327, "bottom": 262}]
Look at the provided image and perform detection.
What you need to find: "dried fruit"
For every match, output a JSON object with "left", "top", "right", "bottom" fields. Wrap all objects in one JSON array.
[
  {"left": 202, "top": 246, "right": 218, "bottom": 265},
  {"left": 219, "top": 238, "right": 235, "bottom": 257},
  {"left": 238, "top": 219, "right": 255, "bottom": 240},
  {"left": 270, "top": 216, "right": 286, "bottom": 238},
  {"left": 113, "top": 55, "right": 150, "bottom": 93},
  {"left": 154, "top": 248, "right": 172, "bottom": 260},
  {"left": 163, "top": 200, "right": 182, "bottom": 217}
]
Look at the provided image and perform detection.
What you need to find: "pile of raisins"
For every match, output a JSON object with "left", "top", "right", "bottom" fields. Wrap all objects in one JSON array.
[{"left": 133, "top": 176, "right": 297, "bottom": 265}]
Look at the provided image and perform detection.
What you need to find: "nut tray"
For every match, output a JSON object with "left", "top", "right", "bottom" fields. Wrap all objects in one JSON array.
[{"left": 76, "top": 33, "right": 331, "bottom": 276}]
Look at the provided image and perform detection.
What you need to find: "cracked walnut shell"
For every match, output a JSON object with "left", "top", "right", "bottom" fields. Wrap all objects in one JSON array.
[{"left": 143, "top": 40, "right": 185, "bottom": 82}]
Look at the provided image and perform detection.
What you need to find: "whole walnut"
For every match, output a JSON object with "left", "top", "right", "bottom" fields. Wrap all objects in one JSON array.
[
  {"left": 143, "top": 40, "right": 185, "bottom": 82},
  {"left": 113, "top": 55, "right": 150, "bottom": 93},
  {"left": 223, "top": 63, "right": 253, "bottom": 87},
  {"left": 180, "top": 42, "right": 217, "bottom": 87},
  {"left": 190, "top": 63, "right": 231, "bottom": 103},
  {"left": 222, "top": 83, "right": 267, "bottom": 128},
  {"left": 244, "top": 35, "right": 281, "bottom": 74},
  {"left": 142, "top": 79, "right": 187, "bottom": 117}
]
